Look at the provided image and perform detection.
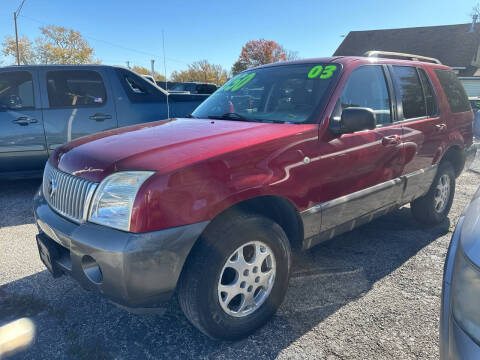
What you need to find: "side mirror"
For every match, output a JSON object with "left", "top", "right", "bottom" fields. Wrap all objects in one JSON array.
[{"left": 340, "top": 107, "right": 376, "bottom": 133}]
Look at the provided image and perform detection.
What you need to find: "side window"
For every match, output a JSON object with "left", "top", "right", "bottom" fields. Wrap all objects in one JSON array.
[
  {"left": 0, "top": 71, "right": 35, "bottom": 110},
  {"left": 335, "top": 65, "right": 392, "bottom": 125},
  {"left": 115, "top": 68, "right": 166, "bottom": 103},
  {"left": 47, "top": 70, "right": 106, "bottom": 108},
  {"left": 418, "top": 68, "right": 437, "bottom": 116},
  {"left": 392, "top": 66, "right": 426, "bottom": 119},
  {"left": 434, "top": 69, "right": 471, "bottom": 113},
  {"left": 125, "top": 76, "right": 147, "bottom": 94}
]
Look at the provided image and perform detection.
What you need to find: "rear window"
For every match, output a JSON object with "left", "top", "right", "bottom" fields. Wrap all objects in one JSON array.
[
  {"left": 392, "top": 66, "right": 426, "bottom": 119},
  {"left": 47, "top": 70, "right": 106, "bottom": 108},
  {"left": 0, "top": 71, "right": 35, "bottom": 110},
  {"left": 435, "top": 69, "right": 471, "bottom": 113}
]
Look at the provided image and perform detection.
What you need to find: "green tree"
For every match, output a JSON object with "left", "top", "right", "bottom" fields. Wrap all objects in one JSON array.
[
  {"left": 231, "top": 39, "right": 288, "bottom": 75},
  {"left": 131, "top": 65, "right": 166, "bottom": 82},
  {"left": 35, "top": 25, "right": 96, "bottom": 64},
  {"left": 231, "top": 59, "right": 248, "bottom": 76},
  {"left": 2, "top": 35, "right": 36, "bottom": 65},
  {"left": 170, "top": 60, "right": 228, "bottom": 85},
  {"left": 1, "top": 25, "right": 98, "bottom": 65}
]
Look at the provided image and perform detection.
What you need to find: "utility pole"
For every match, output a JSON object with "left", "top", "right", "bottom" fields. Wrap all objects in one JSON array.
[
  {"left": 126, "top": 61, "right": 130, "bottom": 69},
  {"left": 151, "top": 59, "right": 155, "bottom": 80},
  {"left": 14, "top": 0, "right": 26, "bottom": 66}
]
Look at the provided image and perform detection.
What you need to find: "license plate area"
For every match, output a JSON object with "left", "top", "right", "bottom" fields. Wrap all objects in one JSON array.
[{"left": 36, "top": 234, "right": 63, "bottom": 278}]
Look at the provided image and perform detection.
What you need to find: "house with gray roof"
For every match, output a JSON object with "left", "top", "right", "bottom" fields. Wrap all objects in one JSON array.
[{"left": 334, "top": 21, "right": 480, "bottom": 77}]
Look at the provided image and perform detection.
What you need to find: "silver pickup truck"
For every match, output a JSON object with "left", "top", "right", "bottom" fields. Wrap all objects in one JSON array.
[{"left": 0, "top": 65, "right": 209, "bottom": 178}]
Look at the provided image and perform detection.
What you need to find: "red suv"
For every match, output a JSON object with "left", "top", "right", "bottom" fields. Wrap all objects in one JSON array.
[{"left": 34, "top": 53, "right": 476, "bottom": 340}]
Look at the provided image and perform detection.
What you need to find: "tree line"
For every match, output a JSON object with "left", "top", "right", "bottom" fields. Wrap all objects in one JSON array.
[{"left": 1, "top": 24, "right": 298, "bottom": 85}]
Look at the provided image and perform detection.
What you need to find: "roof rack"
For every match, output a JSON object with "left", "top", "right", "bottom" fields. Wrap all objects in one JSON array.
[{"left": 363, "top": 51, "right": 442, "bottom": 64}]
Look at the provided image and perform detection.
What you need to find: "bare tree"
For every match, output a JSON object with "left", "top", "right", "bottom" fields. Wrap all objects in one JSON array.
[{"left": 472, "top": 3, "right": 480, "bottom": 17}]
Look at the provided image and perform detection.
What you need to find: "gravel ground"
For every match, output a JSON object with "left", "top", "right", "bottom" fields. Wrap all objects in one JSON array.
[{"left": 1, "top": 155, "right": 479, "bottom": 360}]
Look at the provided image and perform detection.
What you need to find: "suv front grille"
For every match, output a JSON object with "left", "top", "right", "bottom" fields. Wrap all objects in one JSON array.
[{"left": 42, "top": 162, "right": 98, "bottom": 223}]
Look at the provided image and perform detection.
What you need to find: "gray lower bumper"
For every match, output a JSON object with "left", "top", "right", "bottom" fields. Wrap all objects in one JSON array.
[{"left": 33, "top": 188, "right": 209, "bottom": 311}]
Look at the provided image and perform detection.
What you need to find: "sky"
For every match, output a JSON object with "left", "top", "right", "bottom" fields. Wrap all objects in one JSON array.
[{"left": 0, "top": 0, "right": 476, "bottom": 78}]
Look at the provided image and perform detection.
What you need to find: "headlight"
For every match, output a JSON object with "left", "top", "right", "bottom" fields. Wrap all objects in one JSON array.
[
  {"left": 88, "top": 171, "right": 154, "bottom": 231},
  {"left": 452, "top": 248, "right": 480, "bottom": 343}
]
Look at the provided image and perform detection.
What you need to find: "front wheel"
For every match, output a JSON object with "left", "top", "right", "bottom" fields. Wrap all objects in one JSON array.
[
  {"left": 411, "top": 161, "right": 455, "bottom": 225},
  {"left": 177, "top": 212, "right": 291, "bottom": 340}
]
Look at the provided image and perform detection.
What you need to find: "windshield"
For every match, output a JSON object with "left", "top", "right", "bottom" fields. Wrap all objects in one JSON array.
[{"left": 192, "top": 63, "right": 341, "bottom": 123}]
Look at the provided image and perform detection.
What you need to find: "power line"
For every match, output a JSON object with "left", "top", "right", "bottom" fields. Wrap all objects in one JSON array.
[{"left": 17, "top": 14, "right": 190, "bottom": 65}]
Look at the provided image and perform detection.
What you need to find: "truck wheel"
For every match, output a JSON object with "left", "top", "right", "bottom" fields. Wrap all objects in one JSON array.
[
  {"left": 177, "top": 212, "right": 291, "bottom": 340},
  {"left": 411, "top": 161, "right": 455, "bottom": 225}
]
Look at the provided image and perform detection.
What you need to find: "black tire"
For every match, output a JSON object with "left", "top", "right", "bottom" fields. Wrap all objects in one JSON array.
[
  {"left": 411, "top": 161, "right": 455, "bottom": 225},
  {"left": 177, "top": 211, "right": 291, "bottom": 340}
]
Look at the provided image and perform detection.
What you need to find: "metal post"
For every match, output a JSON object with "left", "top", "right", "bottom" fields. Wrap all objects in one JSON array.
[
  {"left": 14, "top": 12, "right": 19, "bottom": 65},
  {"left": 151, "top": 59, "right": 155, "bottom": 80},
  {"left": 13, "top": 0, "right": 26, "bottom": 66}
]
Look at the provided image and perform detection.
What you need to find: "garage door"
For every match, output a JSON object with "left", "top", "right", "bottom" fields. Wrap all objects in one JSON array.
[{"left": 460, "top": 79, "right": 480, "bottom": 97}]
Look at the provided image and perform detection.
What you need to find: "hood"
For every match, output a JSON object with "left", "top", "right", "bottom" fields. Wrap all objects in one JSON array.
[
  {"left": 460, "top": 186, "right": 480, "bottom": 265},
  {"left": 52, "top": 118, "right": 316, "bottom": 182}
]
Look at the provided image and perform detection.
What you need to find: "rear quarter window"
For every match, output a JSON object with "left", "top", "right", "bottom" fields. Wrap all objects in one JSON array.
[
  {"left": 115, "top": 68, "right": 167, "bottom": 103},
  {"left": 434, "top": 69, "right": 471, "bottom": 113}
]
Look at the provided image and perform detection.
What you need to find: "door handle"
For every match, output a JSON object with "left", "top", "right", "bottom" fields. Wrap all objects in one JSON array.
[
  {"left": 435, "top": 123, "right": 447, "bottom": 132},
  {"left": 381, "top": 135, "right": 401, "bottom": 146},
  {"left": 89, "top": 113, "right": 112, "bottom": 121},
  {"left": 12, "top": 117, "right": 37, "bottom": 126}
]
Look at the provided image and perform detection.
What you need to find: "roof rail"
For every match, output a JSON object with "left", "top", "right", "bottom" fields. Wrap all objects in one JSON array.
[{"left": 363, "top": 50, "right": 442, "bottom": 64}]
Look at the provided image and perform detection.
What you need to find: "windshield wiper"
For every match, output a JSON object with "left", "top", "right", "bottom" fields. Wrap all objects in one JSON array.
[
  {"left": 207, "top": 113, "right": 253, "bottom": 122},
  {"left": 185, "top": 114, "right": 198, "bottom": 118},
  {"left": 262, "top": 119, "right": 288, "bottom": 124}
]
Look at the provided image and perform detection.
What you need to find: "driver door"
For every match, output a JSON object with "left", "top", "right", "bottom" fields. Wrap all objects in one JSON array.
[
  {"left": 0, "top": 69, "right": 47, "bottom": 175},
  {"left": 310, "top": 65, "right": 405, "bottom": 237}
]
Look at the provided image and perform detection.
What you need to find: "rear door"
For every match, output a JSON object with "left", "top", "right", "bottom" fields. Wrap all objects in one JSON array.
[
  {"left": 389, "top": 65, "right": 440, "bottom": 175},
  {"left": 0, "top": 69, "right": 47, "bottom": 174},
  {"left": 39, "top": 68, "right": 117, "bottom": 152}
]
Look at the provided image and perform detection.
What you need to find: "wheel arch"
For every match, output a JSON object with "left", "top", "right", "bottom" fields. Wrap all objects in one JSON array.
[
  {"left": 197, "top": 195, "right": 304, "bottom": 252},
  {"left": 439, "top": 144, "right": 464, "bottom": 177}
]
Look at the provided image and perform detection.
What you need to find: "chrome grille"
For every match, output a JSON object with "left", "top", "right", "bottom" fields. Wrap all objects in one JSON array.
[{"left": 42, "top": 162, "right": 98, "bottom": 223}]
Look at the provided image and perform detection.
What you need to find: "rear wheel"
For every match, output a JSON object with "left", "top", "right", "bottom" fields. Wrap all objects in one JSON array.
[
  {"left": 177, "top": 212, "right": 291, "bottom": 340},
  {"left": 411, "top": 161, "right": 455, "bottom": 225}
]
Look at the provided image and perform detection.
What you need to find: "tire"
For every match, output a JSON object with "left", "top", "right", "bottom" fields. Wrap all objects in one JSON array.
[
  {"left": 411, "top": 161, "right": 455, "bottom": 225},
  {"left": 177, "top": 211, "right": 291, "bottom": 340}
]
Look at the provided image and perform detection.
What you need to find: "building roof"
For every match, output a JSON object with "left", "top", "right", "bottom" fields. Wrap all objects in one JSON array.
[{"left": 334, "top": 23, "right": 480, "bottom": 76}]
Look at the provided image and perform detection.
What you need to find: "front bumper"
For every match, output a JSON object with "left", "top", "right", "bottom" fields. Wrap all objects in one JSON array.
[
  {"left": 440, "top": 216, "right": 480, "bottom": 359},
  {"left": 33, "top": 187, "right": 209, "bottom": 311}
]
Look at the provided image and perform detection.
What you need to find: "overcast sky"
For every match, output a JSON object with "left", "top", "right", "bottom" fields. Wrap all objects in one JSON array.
[{"left": 0, "top": 0, "right": 476, "bottom": 77}]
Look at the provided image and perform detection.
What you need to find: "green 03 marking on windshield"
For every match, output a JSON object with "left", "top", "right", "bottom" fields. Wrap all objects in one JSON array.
[
  {"left": 223, "top": 72, "right": 256, "bottom": 92},
  {"left": 308, "top": 64, "right": 337, "bottom": 79},
  {"left": 308, "top": 65, "right": 323, "bottom": 78}
]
